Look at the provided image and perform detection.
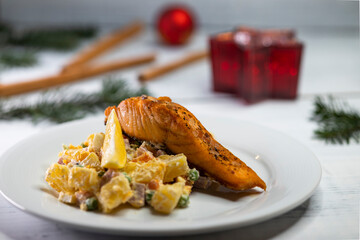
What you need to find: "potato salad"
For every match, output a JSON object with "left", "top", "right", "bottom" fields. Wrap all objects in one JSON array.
[{"left": 45, "top": 109, "right": 199, "bottom": 214}]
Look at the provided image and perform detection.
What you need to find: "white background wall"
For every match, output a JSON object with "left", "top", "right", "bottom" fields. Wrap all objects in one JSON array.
[{"left": 1, "top": 0, "right": 358, "bottom": 28}]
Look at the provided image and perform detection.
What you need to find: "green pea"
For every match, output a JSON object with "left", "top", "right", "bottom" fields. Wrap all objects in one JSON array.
[
  {"left": 188, "top": 169, "right": 199, "bottom": 181},
  {"left": 146, "top": 190, "right": 155, "bottom": 204},
  {"left": 85, "top": 197, "right": 98, "bottom": 211},
  {"left": 98, "top": 171, "right": 105, "bottom": 177},
  {"left": 62, "top": 144, "right": 69, "bottom": 150},
  {"left": 177, "top": 194, "right": 189, "bottom": 208},
  {"left": 80, "top": 142, "right": 87, "bottom": 148}
]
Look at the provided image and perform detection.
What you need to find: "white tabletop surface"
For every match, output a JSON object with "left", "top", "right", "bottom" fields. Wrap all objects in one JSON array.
[{"left": 0, "top": 27, "right": 359, "bottom": 240}]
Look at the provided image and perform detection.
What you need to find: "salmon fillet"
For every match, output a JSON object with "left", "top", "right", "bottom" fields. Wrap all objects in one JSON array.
[{"left": 105, "top": 95, "right": 266, "bottom": 191}]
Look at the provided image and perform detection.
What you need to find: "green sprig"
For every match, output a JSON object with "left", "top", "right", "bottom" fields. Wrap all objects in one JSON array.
[
  {"left": 0, "top": 23, "right": 97, "bottom": 68},
  {"left": 0, "top": 49, "right": 37, "bottom": 67},
  {"left": 0, "top": 77, "right": 149, "bottom": 123},
  {"left": 311, "top": 96, "right": 360, "bottom": 144},
  {"left": 8, "top": 27, "right": 97, "bottom": 51}
]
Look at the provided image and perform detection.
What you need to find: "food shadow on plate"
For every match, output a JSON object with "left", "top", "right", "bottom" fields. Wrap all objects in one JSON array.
[
  {"left": 61, "top": 199, "right": 312, "bottom": 240},
  {"left": 40, "top": 186, "right": 59, "bottom": 198},
  {"left": 192, "top": 180, "right": 263, "bottom": 202}
]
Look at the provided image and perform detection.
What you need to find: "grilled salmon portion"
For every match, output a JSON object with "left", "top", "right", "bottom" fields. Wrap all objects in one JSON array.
[{"left": 105, "top": 96, "right": 266, "bottom": 191}]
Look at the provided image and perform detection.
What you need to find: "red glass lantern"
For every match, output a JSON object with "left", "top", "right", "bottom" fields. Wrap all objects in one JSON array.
[
  {"left": 209, "top": 32, "right": 241, "bottom": 93},
  {"left": 239, "top": 47, "right": 271, "bottom": 102},
  {"left": 209, "top": 26, "right": 303, "bottom": 102},
  {"left": 269, "top": 42, "right": 303, "bottom": 99}
]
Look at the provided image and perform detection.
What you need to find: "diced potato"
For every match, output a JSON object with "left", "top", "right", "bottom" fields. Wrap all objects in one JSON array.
[
  {"left": 68, "top": 167, "right": 99, "bottom": 193},
  {"left": 132, "top": 160, "right": 166, "bottom": 184},
  {"left": 98, "top": 175, "right": 133, "bottom": 213},
  {"left": 80, "top": 203, "right": 87, "bottom": 211},
  {"left": 157, "top": 155, "right": 171, "bottom": 161},
  {"left": 58, "top": 192, "right": 76, "bottom": 204},
  {"left": 84, "top": 134, "right": 94, "bottom": 147},
  {"left": 68, "top": 144, "right": 81, "bottom": 149},
  {"left": 133, "top": 151, "right": 154, "bottom": 163},
  {"left": 183, "top": 186, "right": 192, "bottom": 196},
  {"left": 150, "top": 182, "right": 185, "bottom": 214},
  {"left": 159, "top": 154, "right": 190, "bottom": 182},
  {"left": 45, "top": 163, "right": 74, "bottom": 193},
  {"left": 175, "top": 176, "right": 192, "bottom": 195},
  {"left": 58, "top": 148, "right": 90, "bottom": 164},
  {"left": 176, "top": 176, "right": 186, "bottom": 183},
  {"left": 75, "top": 150, "right": 91, "bottom": 162},
  {"left": 88, "top": 133, "right": 105, "bottom": 153},
  {"left": 80, "top": 152, "right": 101, "bottom": 170},
  {"left": 123, "top": 161, "right": 138, "bottom": 175}
]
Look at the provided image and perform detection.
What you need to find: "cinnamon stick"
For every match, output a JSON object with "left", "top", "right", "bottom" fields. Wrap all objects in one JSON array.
[
  {"left": 62, "top": 21, "right": 144, "bottom": 73},
  {"left": 0, "top": 53, "right": 155, "bottom": 97},
  {"left": 139, "top": 50, "right": 208, "bottom": 82}
]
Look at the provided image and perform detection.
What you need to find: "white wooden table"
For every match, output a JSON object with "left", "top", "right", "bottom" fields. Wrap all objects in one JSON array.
[{"left": 0, "top": 28, "right": 359, "bottom": 240}]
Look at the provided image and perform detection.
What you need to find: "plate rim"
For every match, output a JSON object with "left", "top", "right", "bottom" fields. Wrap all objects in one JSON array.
[{"left": 0, "top": 115, "right": 322, "bottom": 236}]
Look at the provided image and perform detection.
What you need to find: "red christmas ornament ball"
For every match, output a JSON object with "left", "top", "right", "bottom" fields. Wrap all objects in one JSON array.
[{"left": 156, "top": 5, "right": 195, "bottom": 45}]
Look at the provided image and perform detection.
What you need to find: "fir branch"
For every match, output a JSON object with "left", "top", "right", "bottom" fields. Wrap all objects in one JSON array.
[
  {"left": 311, "top": 96, "right": 360, "bottom": 144},
  {"left": 0, "top": 23, "right": 97, "bottom": 69},
  {"left": 0, "top": 77, "right": 149, "bottom": 123},
  {"left": 0, "top": 49, "right": 37, "bottom": 67},
  {"left": 7, "top": 27, "right": 97, "bottom": 51},
  {"left": 0, "top": 23, "right": 12, "bottom": 44},
  {"left": 0, "top": 23, "right": 11, "bottom": 34}
]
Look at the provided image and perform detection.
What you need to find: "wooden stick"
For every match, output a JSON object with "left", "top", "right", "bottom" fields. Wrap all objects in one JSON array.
[
  {"left": 0, "top": 53, "right": 156, "bottom": 97},
  {"left": 62, "top": 20, "right": 144, "bottom": 73},
  {"left": 138, "top": 50, "right": 208, "bottom": 82}
]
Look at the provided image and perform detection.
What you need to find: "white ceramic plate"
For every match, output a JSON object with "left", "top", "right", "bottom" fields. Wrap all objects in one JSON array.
[{"left": 0, "top": 115, "right": 321, "bottom": 236}]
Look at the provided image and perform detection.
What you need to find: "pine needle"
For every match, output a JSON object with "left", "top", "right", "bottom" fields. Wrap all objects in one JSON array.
[
  {"left": 311, "top": 96, "right": 360, "bottom": 144},
  {"left": 0, "top": 23, "right": 12, "bottom": 44},
  {"left": 0, "top": 49, "right": 37, "bottom": 67},
  {"left": 0, "top": 77, "right": 149, "bottom": 123},
  {"left": 0, "top": 23, "right": 97, "bottom": 68},
  {"left": 8, "top": 27, "right": 97, "bottom": 51}
]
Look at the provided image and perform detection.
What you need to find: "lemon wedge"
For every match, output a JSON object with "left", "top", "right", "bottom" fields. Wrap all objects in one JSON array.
[{"left": 101, "top": 109, "right": 127, "bottom": 169}]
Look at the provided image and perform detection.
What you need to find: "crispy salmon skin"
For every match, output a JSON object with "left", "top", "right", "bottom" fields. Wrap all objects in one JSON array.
[{"left": 105, "top": 96, "right": 266, "bottom": 191}]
